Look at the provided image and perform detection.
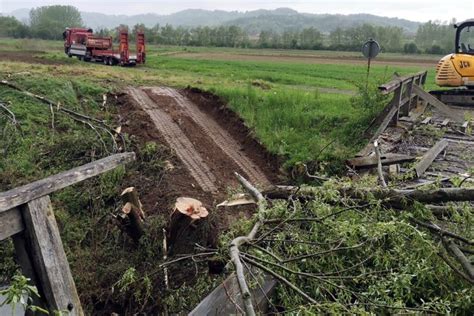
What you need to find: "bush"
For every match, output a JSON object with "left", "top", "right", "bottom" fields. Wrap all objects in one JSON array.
[
  {"left": 426, "top": 44, "right": 444, "bottom": 55},
  {"left": 403, "top": 42, "right": 419, "bottom": 54}
]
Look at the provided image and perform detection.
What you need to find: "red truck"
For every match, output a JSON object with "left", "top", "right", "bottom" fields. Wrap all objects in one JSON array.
[{"left": 63, "top": 28, "right": 145, "bottom": 66}]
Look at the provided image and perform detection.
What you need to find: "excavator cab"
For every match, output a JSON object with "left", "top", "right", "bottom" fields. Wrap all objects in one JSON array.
[
  {"left": 457, "top": 22, "right": 474, "bottom": 54},
  {"left": 436, "top": 19, "right": 474, "bottom": 88}
]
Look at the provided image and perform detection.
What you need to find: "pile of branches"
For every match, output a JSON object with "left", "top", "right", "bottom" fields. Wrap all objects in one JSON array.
[{"left": 226, "top": 176, "right": 473, "bottom": 314}]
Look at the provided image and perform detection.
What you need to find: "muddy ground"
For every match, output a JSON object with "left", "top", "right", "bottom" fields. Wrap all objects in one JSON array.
[
  {"left": 0, "top": 51, "right": 64, "bottom": 65},
  {"left": 117, "top": 86, "right": 282, "bottom": 254}
]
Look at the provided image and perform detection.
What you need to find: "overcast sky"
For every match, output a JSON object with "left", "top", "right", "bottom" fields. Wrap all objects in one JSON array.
[{"left": 1, "top": 0, "right": 472, "bottom": 22}]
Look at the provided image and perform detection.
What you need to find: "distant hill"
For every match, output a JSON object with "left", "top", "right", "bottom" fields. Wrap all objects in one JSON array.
[
  {"left": 7, "top": 7, "right": 420, "bottom": 34},
  {"left": 226, "top": 10, "right": 420, "bottom": 35}
]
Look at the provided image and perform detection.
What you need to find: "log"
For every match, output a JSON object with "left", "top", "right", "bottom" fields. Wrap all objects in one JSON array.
[
  {"left": 263, "top": 186, "right": 474, "bottom": 207},
  {"left": 20, "top": 196, "right": 83, "bottom": 315},
  {"left": 414, "top": 139, "right": 448, "bottom": 178},
  {"left": 0, "top": 152, "right": 136, "bottom": 213}
]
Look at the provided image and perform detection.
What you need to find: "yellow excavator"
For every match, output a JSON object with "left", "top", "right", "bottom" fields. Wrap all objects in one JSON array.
[{"left": 434, "top": 19, "right": 474, "bottom": 105}]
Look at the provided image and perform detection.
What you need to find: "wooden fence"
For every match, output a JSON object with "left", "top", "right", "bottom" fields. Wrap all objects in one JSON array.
[{"left": 0, "top": 152, "right": 135, "bottom": 315}]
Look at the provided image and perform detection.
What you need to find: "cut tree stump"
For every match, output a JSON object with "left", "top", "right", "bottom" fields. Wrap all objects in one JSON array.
[
  {"left": 167, "top": 197, "right": 209, "bottom": 254},
  {"left": 116, "top": 187, "right": 146, "bottom": 242}
]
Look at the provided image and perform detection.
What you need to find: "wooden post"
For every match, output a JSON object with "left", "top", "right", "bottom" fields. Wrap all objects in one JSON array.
[
  {"left": 389, "top": 82, "right": 403, "bottom": 126},
  {"left": 401, "top": 77, "right": 414, "bottom": 116},
  {"left": 20, "top": 196, "right": 83, "bottom": 315}
]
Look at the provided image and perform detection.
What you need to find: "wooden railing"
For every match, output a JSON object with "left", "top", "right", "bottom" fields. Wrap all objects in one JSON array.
[
  {"left": 0, "top": 152, "right": 135, "bottom": 315},
  {"left": 357, "top": 71, "right": 428, "bottom": 156}
]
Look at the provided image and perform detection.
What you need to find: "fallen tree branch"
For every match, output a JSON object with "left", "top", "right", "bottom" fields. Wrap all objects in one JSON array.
[
  {"left": 263, "top": 203, "right": 371, "bottom": 225},
  {"left": 0, "top": 80, "right": 125, "bottom": 151},
  {"left": 437, "top": 251, "right": 474, "bottom": 285},
  {"left": 229, "top": 172, "right": 266, "bottom": 316},
  {"left": 410, "top": 218, "right": 473, "bottom": 245},
  {"left": 241, "top": 255, "right": 317, "bottom": 304},
  {"left": 374, "top": 140, "right": 387, "bottom": 187},
  {"left": 443, "top": 238, "right": 474, "bottom": 280},
  {"left": 0, "top": 101, "right": 18, "bottom": 125},
  {"left": 282, "top": 240, "right": 367, "bottom": 263}
]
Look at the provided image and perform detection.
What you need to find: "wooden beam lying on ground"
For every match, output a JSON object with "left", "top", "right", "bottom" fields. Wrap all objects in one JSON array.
[
  {"left": 347, "top": 153, "right": 415, "bottom": 169},
  {"left": 0, "top": 152, "right": 136, "bottom": 213},
  {"left": 189, "top": 272, "right": 276, "bottom": 316},
  {"left": 412, "top": 85, "right": 465, "bottom": 122},
  {"left": 414, "top": 139, "right": 448, "bottom": 178},
  {"left": 358, "top": 104, "right": 399, "bottom": 156}
]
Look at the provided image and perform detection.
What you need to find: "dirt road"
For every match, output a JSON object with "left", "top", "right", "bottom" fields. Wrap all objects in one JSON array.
[{"left": 127, "top": 86, "right": 274, "bottom": 195}]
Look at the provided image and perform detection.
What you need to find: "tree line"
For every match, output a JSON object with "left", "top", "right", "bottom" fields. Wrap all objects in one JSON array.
[{"left": 0, "top": 5, "right": 458, "bottom": 54}]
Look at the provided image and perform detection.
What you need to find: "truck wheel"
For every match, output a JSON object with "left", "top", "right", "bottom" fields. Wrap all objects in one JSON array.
[{"left": 103, "top": 58, "right": 108, "bottom": 65}]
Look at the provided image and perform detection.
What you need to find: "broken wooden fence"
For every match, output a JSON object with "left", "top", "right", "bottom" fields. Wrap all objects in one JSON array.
[
  {"left": 0, "top": 152, "right": 135, "bottom": 315},
  {"left": 359, "top": 71, "right": 428, "bottom": 156}
]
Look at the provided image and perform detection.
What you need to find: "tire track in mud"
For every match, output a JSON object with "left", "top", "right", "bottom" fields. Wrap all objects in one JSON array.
[
  {"left": 127, "top": 87, "right": 218, "bottom": 193},
  {"left": 146, "top": 87, "right": 272, "bottom": 188}
]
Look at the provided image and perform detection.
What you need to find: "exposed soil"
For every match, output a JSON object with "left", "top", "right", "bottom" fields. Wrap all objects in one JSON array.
[
  {"left": 118, "top": 86, "right": 282, "bottom": 253},
  {"left": 0, "top": 50, "right": 64, "bottom": 65}
]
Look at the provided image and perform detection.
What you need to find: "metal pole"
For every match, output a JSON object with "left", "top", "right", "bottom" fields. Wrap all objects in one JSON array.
[{"left": 366, "top": 57, "right": 371, "bottom": 90}]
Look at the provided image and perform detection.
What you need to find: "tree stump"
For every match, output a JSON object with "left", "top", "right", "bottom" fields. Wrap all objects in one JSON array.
[
  {"left": 116, "top": 187, "right": 145, "bottom": 242},
  {"left": 167, "top": 197, "right": 210, "bottom": 254}
]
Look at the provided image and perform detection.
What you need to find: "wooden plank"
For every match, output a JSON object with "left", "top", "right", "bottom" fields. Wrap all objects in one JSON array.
[
  {"left": 412, "top": 85, "right": 465, "bottom": 122},
  {"left": 21, "top": 196, "right": 83, "bottom": 315},
  {"left": 0, "top": 208, "right": 24, "bottom": 240},
  {"left": 462, "top": 121, "right": 470, "bottom": 133},
  {"left": 0, "top": 152, "right": 135, "bottom": 213},
  {"left": 421, "top": 117, "right": 432, "bottom": 124},
  {"left": 190, "top": 272, "right": 276, "bottom": 315},
  {"left": 378, "top": 71, "right": 427, "bottom": 94},
  {"left": 347, "top": 153, "right": 415, "bottom": 169},
  {"left": 441, "top": 119, "right": 450, "bottom": 127},
  {"left": 358, "top": 103, "right": 399, "bottom": 156},
  {"left": 414, "top": 139, "right": 449, "bottom": 178}
]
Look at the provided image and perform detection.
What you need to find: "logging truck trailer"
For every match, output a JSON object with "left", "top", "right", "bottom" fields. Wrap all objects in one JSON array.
[{"left": 63, "top": 28, "right": 145, "bottom": 66}]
